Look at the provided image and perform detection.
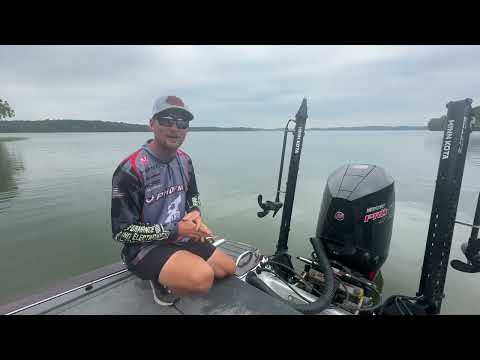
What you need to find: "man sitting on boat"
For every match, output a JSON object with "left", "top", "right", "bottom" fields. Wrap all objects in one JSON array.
[{"left": 110, "top": 95, "right": 236, "bottom": 306}]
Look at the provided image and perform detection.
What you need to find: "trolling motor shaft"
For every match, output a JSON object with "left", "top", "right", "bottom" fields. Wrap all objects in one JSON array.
[
  {"left": 256, "top": 98, "right": 308, "bottom": 278},
  {"left": 257, "top": 99, "right": 307, "bottom": 225},
  {"left": 450, "top": 104, "right": 480, "bottom": 273},
  {"left": 256, "top": 119, "right": 295, "bottom": 218}
]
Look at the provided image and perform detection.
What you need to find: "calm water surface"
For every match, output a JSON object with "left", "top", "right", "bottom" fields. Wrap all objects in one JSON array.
[{"left": 1, "top": 130, "right": 480, "bottom": 314}]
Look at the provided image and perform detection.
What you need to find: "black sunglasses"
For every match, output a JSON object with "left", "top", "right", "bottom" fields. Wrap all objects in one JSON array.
[{"left": 154, "top": 115, "right": 190, "bottom": 129}]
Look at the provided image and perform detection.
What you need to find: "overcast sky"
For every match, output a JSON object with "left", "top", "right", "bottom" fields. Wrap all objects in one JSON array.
[{"left": 1, "top": 45, "right": 480, "bottom": 128}]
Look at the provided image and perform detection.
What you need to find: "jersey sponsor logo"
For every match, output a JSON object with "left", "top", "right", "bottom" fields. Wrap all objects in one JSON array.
[
  {"left": 147, "top": 182, "right": 164, "bottom": 191},
  {"left": 154, "top": 224, "right": 164, "bottom": 234},
  {"left": 145, "top": 164, "right": 164, "bottom": 173},
  {"left": 145, "top": 184, "right": 185, "bottom": 205},
  {"left": 189, "top": 194, "right": 201, "bottom": 209},
  {"left": 112, "top": 186, "right": 126, "bottom": 199},
  {"left": 165, "top": 194, "right": 182, "bottom": 223}
]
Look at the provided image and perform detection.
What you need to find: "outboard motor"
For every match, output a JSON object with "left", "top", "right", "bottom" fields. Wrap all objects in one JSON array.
[{"left": 316, "top": 164, "right": 395, "bottom": 278}]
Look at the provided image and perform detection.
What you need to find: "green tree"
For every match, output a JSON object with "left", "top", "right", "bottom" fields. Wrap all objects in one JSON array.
[
  {"left": 0, "top": 99, "right": 15, "bottom": 120},
  {"left": 427, "top": 115, "right": 447, "bottom": 131},
  {"left": 473, "top": 106, "right": 480, "bottom": 121}
]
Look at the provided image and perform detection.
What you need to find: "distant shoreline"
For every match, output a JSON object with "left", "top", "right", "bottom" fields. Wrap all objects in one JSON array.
[
  {"left": 0, "top": 137, "right": 29, "bottom": 142},
  {"left": 308, "top": 126, "right": 427, "bottom": 131},
  {"left": 0, "top": 120, "right": 428, "bottom": 133}
]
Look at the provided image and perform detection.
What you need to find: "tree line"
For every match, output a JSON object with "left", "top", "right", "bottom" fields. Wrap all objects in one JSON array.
[{"left": 428, "top": 106, "right": 480, "bottom": 131}]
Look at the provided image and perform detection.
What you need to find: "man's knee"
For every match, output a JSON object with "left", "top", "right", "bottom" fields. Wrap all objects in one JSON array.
[
  {"left": 208, "top": 250, "right": 237, "bottom": 278},
  {"left": 224, "top": 257, "right": 237, "bottom": 277},
  {"left": 188, "top": 265, "right": 214, "bottom": 293}
]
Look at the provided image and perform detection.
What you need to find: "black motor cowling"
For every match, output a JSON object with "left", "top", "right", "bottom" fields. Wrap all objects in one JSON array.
[{"left": 316, "top": 164, "right": 395, "bottom": 277}]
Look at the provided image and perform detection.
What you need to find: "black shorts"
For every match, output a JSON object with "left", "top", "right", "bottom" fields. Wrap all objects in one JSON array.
[{"left": 127, "top": 240, "right": 217, "bottom": 281}]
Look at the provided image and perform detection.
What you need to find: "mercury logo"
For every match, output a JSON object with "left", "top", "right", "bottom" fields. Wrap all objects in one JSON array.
[{"left": 364, "top": 208, "right": 389, "bottom": 223}]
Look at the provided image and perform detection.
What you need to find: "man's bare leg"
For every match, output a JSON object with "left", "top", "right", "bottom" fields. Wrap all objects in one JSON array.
[
  {"left": 157, "top": 248, "right": 236, "bottom": 296},
  {"left": 206, "top": 248, "right": 237, "bottom": 279},
  {"left": 158, "top": 250, "right": 214, "bottom": 296}
]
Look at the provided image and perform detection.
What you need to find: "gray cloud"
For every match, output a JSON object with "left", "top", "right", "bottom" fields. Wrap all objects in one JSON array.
[{"left": 1, "top": 45, "right": 479, "bottom": 128}]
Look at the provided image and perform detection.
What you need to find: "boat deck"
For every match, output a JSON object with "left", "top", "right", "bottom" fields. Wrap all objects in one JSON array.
[{"left": 0, "top": 240, "right": 301, "bottom": 315}]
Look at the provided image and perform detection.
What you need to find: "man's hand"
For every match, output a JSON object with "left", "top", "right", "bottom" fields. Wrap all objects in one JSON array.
[
  {"left": 193, "top": 223, "right": 213, "bottom": 242},
  {"left": 180, "top": 210, "right": 213, "bottom": 241},
  {"left": 178, "top": 220, "right": 210, "bottom": 241},
  {"left": 182, "top": 210, "right": 201, "bottom": 223}
]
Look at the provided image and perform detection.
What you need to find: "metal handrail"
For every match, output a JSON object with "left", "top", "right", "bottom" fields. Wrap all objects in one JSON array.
[{"left": 6, "top": 268, "right": 130, "bottom": 315}]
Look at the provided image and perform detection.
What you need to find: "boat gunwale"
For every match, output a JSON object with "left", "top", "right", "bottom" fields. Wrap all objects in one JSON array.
[{"left": 0, "top": 261, "right": 127, "bottom": 315}]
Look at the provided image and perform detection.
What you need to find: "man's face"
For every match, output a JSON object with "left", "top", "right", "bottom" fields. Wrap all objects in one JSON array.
[{"left": 150, "top": 112, "right": 189, "bottom": 151}]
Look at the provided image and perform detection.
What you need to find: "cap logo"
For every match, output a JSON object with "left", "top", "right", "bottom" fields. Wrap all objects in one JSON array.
[{"left": 166, "top": 96, "right": 185, "bottom": 107}]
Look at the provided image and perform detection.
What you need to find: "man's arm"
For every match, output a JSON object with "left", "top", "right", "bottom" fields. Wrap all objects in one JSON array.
[
  {"left": 111, "top": 165, "right": 179, "bottom": 244},
  {"left": 185, "top": 160, "right": 201, "bottom": 214},
  {"left": 181, "top": 159, "right": 214, "bottom": 239}
]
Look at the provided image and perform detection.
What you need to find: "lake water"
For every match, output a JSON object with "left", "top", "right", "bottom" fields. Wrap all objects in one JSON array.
[{"left": 1, "top": 130, "right": 480, "bottom": 314}]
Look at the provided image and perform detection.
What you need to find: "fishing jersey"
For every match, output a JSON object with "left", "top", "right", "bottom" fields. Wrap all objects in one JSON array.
[{"left": 111, "top": 140, "right": 201, "bottom": 266}]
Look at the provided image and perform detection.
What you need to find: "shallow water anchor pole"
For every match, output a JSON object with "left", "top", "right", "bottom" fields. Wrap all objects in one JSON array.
[
  {"left": 272, "top": 98, "right": 308, "bottom": 277},
  {"left": 417, "top": 98, "right": 474, "bottom": 314}
]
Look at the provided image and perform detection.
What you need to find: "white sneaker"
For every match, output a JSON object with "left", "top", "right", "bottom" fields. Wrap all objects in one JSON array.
[{"left": 149, "top": 281, "right": 179, "bottom": 306}]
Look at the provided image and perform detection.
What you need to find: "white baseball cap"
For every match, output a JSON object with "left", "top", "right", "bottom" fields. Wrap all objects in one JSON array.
[{"left": 151, "top": 95, "right": 194, "bottom": 121}]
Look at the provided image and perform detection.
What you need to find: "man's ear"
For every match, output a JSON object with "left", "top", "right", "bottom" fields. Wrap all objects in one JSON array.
[{"left": 149, "top": 118, "right": 155, "bottom": 131}]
